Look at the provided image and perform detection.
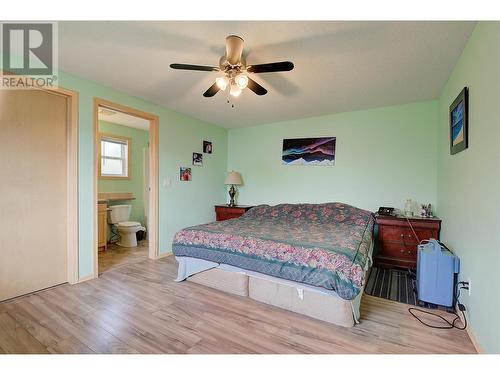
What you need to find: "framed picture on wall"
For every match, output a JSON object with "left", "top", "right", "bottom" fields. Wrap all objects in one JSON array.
[
  {"left": 203, "top": 140, "right": 213, "bottom": 154},
  {"left": 282, "top": 137, "right": 336, "bottom": 166},
  {"left": 449, "top": 87, "right": 468, "bottom": 155},
  {"left": 180, "top": 167, "right": 191, "bottom": 181},
  {"left": 192, "top": 152, "right": 203, "bottom": 166}
]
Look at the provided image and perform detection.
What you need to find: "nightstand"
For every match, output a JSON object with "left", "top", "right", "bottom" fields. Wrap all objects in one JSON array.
[
  {"left": 215, "top": 205, "right": 254, "bottom": 221},
  {"left": 374, "top": 215, "right": 441, "bottom": 269}
]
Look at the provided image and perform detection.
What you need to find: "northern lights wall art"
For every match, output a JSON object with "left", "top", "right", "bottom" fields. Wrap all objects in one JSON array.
[{"left": 282, "top": 137, "right": 336, "bottom": 166}]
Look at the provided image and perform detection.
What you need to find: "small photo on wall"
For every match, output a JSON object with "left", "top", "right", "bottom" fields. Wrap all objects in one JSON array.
[
  {"left": 203, "top": 140, "right": 213, "bottom": 154},
  {"left": 180, "top": 167, "right": 191, "bottom": 181},
  {"left": 192, "top": 152, "right": 203, "bottom": 166}
]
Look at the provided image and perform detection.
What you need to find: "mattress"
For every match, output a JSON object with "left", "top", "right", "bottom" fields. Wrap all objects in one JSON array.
[{"left": 173, "top": 203, "right": 374, "bottom": 300}]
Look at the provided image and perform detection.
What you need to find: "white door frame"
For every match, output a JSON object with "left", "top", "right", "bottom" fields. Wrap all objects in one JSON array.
[
  {"left": 53, "top": 86, "right": 79, "bottom": 284},
  {"left": 42, "top": 86, "right": 79, "bottom": 284},
  {"left": 92, "top": 98, "right": 159, "bottom": 278}
]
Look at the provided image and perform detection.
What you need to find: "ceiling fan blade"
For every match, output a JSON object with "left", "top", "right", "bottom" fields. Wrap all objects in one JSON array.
[
  {"left": 170, "top": 63, "right": 219, "bottom": 72},
  {"left": 203, "top": 83, "right": 220, "bottom": 97},
  {"left": 247, "top": 77, "right": 268, "bottom": 96},
  {"left": 247, "top": 61, "right": 294, "bottom": 73},
  {"left": 225, "top": 35, "right": 244, "bottom": 65}
]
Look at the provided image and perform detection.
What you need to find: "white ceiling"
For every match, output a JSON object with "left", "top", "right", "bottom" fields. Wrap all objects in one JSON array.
[
  {"left": 59, "top": 21, "right": 475, "bottom": 129},
  {"left": 98, "top": 107, "right": 150, "bottom": 130}
]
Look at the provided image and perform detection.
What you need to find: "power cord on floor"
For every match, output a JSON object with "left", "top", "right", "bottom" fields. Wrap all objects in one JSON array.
[{"left": 408, "top": 288, "right": 467, "bottom": 330}]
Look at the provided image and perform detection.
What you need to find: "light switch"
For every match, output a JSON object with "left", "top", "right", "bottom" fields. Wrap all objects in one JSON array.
[{"left": 163, "top": 178, "right": 172, "bottom": 188}]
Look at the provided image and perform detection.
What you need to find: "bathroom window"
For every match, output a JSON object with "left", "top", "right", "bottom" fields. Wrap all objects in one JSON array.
[{"left": 99, "top": 134, "right": 130, "bottom": 178}]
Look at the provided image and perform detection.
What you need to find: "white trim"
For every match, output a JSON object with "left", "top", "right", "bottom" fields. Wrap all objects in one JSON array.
[
  {"left": 45, "top": 86, "right": 79, "bottom": 285},
  {"left": 152, "top": 252, "right": 174, "bottom": 260},
  {"left": 455, "top": 302, "right": 482, "bottom": 353}
]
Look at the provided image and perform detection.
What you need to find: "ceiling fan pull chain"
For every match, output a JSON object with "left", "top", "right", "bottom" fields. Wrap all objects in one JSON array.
[{"left": 226, "top": 91, "right": 235, "bottom": 108}]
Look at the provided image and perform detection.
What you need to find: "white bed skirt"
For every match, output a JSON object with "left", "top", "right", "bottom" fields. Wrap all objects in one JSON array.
[{"left": 176, "top": 256, "right": 365, "bottom": 328}]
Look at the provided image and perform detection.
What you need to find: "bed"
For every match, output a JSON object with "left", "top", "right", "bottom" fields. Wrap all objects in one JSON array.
[{"left": 172, "top": 202, "right": 374, "bottom": 327}]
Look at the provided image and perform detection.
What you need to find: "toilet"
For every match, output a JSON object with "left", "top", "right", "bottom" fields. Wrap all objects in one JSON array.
[{"left": 107, "top": 205, "right": 146, "bottom": 247}]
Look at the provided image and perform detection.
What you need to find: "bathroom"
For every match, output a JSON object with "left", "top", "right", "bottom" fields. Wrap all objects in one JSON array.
[{"left": 97, "top": 105, "right": 151, "bottom": 272}]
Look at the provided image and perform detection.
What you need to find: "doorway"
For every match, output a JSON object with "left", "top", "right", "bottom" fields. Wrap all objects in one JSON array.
[
  {"left": 0, "top": 87, "right": 78, "bottom": 301},
  {"left": 93, "top": 98, "right": 159, "bottom": 277}
]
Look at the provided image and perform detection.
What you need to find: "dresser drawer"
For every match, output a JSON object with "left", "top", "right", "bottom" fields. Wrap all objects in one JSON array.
[
  {"left": 379, "top": 242, "right": 417, "bottom": 259},
  {"left": 379, "top": 226, "right": 435, "bottom": 245},
  {"left": 215, "top": 205, "right": 254, "bottom": 221},
  {"left": 216, "top": 211, "right": 244, "bottom": 221},
  {"left": 216, "top": 207, "right": 246, "bottom": 214}
]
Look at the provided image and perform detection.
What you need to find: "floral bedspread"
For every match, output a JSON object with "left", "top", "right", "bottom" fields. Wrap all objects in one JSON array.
[{"left": 172, "top": 203, "right": 374, "bottom": 300}]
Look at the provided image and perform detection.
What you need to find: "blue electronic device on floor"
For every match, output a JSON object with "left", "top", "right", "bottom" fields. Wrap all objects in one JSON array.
[{"left": 416, "top": 239, "right": 460, "bottom": 308}]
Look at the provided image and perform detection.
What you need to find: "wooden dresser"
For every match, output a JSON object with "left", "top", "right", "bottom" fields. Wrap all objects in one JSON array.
[
  {"left": 374, "top": 215, "right": 441, "bottom": 269},
  {"left": 215, "top": 205, "right": 254, "bottom": 221}
]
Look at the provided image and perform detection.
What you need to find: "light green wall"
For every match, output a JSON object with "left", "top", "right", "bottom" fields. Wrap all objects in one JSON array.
[
  {"left": 436, "top": 22, "right": 500, "bottom": 353},
  {"left": 227, "top": 101, "right": 439, "bottom": 213},
  {"left": 57, "top": 71, "right": 228, "bottom": 280},
  {"left": 98, "top": 120, "right": 149, "bottom": 225}
]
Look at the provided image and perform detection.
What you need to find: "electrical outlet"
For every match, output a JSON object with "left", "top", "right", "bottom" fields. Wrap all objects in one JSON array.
[{"left": 458, "top": 279, "right": 471, "bottom": 297}]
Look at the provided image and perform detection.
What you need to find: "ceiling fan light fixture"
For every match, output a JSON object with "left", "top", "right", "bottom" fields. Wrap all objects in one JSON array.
[
  {"left": 170, "top": 35, "right": 294, "bottom": 98},
  {"left": 230, "top": 85, "right": 242, "bottom": 97},
  {"left": 215, "top": 76, "right": 229, "bottom": 90},
  {"left": 235, "top": 74, "right": 248, "bottom": 89}
]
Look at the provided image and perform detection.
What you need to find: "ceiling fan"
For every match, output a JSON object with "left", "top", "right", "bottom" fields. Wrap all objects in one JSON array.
[{"left": 170, "top": 35, "right": 294, "bottom": 99}]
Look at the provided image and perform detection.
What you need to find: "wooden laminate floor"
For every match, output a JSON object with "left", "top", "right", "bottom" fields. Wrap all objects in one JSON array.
[
  {"left": 0, "top": 255, "right": 476, "bottom": 354},
  {"left": 98, "top": 240, "right": 149, "bottom": 274}
]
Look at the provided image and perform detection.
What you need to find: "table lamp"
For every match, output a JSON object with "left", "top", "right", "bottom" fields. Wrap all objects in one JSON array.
[{"left": 224, "top": 171, "right": 243, "bottom": 207}]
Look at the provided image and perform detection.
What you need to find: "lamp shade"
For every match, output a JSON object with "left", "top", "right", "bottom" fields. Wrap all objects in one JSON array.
[{"left": 224, "top": 171, "right": 242, "bottom": 185}]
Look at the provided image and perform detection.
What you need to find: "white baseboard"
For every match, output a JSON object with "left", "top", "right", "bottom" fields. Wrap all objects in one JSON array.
[
  {"left": 152, "top": 251, "right": 173, "bottom": 260},
  {"left": 455, "top": 302, "right": 483, "bottom": 354},
  {"left": 466, "top": 325, "right": 484, "bottom": 354},
  {"left": 77, "top": 274, "right": 97, "bottom": 284}
]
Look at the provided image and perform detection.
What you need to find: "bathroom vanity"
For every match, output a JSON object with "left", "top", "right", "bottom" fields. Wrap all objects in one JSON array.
[{"left": 97, "top": 202, "right": 108, "bottom": 251}]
